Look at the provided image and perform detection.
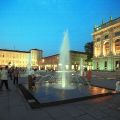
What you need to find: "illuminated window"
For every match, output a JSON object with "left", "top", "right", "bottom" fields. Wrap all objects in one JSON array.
[
  {"left": 104, "top": 35, "right": 109, "bottom": 39},
  {"left": 42, "top": 59, "right": 45, "bottom": 63},
  {"left": 116, "top": 61, "right": 120, "bottom": 69},
  {"left": 95, "top": 44, "right": 101, "bottom": 57},
  {"left": 115, "top": 39, "right": 120, "bottom": 54},
  {"left": 96, "top": 62, "right": 99, "bottom": 70},
  {"left": 104, "top": 42, "right": 110, "bottom": 55},
  {"left": 104, "top": 61, "right": 107, "bottom": 69},
  {"left": 96, "top": 38, "right": 100, "bottom": 42},
  {"left": 115, "top": 31, "right": 120, "bottom": 36}
]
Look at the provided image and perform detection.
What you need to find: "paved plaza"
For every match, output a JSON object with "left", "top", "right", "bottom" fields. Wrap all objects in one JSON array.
[{"left": 0, "top": 71, "right": 120, "bottom": 120}]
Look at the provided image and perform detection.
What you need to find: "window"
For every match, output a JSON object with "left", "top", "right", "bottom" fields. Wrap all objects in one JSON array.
[
  {"left": 96, "top": 62, "right": 99, "bottom": 70},
  {"left": 115, "top": 39, "right": 120, "bottom": 46},
  {"left": 115, "top": 31, "right": 120, "bottom": 36},
  {"left": 104, "top": 42, "right": 110, "bottom": 55},
  {"left": 104, "top": 35, "right": 109, "bottom": 39},
  {"left": 116, "top": 61, "right": 120, "bottom": 69},
  {"left": 96, "top": 38, "right": 100, "bottom": 42},
  {"left": 115, "top": 39, "right": 120, "bottom": 54},
  {"left": 104, "top": 61, "right": 107, "bottom": 69}
]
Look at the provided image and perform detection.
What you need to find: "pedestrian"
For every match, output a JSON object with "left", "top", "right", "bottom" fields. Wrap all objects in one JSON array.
[
  {"left": 82, "top": 67, "right": 90, "bottom": 85},
  {"left": 116, "top": 80, "right": 120, "bottom": 110},
  {"left": 13, "top": 67, "right": 19, "bottom": 85},
  {"left": 0, "top": 68, "right": 2, "bottom": 86},
  {"left": 8, "top": 67, "right": 14, "bottom": 80},
  {"left": 0, "top": 66, "right": 10, "bottom": 91},
  {"left": 87, "top": 70, "right": 92, "bottom": 81},
  {"left": 115, "top": 80, "right": 120, "bottom": 93},
  {"left": 86, "top": 69, "right": 92, "bottom": 85},
  {"left": 28, "top": 68, "right": 36, "bottom": 89}
]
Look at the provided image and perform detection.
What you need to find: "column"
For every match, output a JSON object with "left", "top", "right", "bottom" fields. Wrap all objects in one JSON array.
[{"left": 109, "top": 28, "right": 114, "bottom": 55}]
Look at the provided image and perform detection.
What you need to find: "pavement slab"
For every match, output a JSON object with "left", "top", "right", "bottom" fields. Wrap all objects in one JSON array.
[{"left": 0, "top": 71, "right": 120, "bottom": 120}]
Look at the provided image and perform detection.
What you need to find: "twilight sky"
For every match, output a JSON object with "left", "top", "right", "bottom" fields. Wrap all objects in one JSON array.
[{"left": 0, "top": 0, "right": 120, "bottom": 56}]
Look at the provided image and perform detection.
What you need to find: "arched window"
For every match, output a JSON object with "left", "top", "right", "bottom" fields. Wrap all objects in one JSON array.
[
  {"left": 104, "top": 42, "right": 110, "bottom": 55},
  {"left": 115, "top": 39, "right": 120, "bottom": 54},
  {"left": 94, "top": 44, "right": 101, "bottom": 57}
]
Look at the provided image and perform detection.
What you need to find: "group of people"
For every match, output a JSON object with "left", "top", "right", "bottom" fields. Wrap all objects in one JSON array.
[
  {"left": 8, "top": 67, "right": 19, "bottom": 84},
  {"left": 0, "top": 66, "right": 19, "bottom": 91},
  {"left": 1, "top": 66, "right": 120, "bottom": 93}
]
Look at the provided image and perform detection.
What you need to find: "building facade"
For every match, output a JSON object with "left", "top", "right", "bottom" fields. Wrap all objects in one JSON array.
[
  {"left": 93, "top": 17, "right": 120, "bottom": 71},
  {"left": 0, "top": 49, "right": 42, "bottom": 68},
  {"left": 39, "top": 50, "right": 87, "bottom": 71}
]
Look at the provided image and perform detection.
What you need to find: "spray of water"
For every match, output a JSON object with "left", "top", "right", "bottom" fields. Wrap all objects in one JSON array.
[{"left": 58, "top": 30, "right": 71, "bottom": 88}]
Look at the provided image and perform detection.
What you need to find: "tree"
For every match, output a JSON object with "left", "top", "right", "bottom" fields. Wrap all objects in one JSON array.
[{"left": 84, "top": 41, "right": 93, "bottom": 62}]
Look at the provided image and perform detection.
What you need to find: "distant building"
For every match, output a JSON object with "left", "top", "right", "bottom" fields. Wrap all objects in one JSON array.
[
  {"left": 39, "top": 50, "right": 87, "bottom": 71},
  {"left": 93, "top": 17, "right": 120, "bottom": 71},
  {"left": 0, "top": 49, "right": 42, "bottom": 68}
]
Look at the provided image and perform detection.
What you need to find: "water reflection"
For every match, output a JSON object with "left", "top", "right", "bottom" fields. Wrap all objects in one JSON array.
[
  {"left": 23, "top": 83, "right": 114, "bottom": 104},
  {"left": 89, "top": 87, "right": 108, "bottom": 95}
]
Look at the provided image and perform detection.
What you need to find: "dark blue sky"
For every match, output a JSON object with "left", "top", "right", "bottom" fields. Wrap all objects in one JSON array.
[{"left": 0, "top": 0, "right": 120, "bottom": 56}]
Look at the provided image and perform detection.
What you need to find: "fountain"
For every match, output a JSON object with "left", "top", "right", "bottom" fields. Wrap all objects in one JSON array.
[
  {"left": 57, "top": 30, "right": 71, "bottom": 88},
  {"left": 19, "top": 30, "right": 115, "bottom": 108},
  {"left": 80, "top": 58, "right": 83, "bottom": 76}
]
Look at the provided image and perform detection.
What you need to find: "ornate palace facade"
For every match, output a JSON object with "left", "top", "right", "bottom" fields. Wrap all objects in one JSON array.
[
  {"left": 0, "top": 49, "right": 42, "bottom": 68},
  {"left": 93, "top": 17, "right": 120, "bottom": 71},
  {"left": 39, "top": 50, "right": 87, "bottom": 71}
]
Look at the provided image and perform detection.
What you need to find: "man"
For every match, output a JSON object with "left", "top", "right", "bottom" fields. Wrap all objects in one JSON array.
[
  {"left": 28, "top": 68, "right": 35, "bottom": 89},
  {"left": 0, "top": 66, "right": 10, "bottom": 91},
  {"left": 8, "top": 67, "right": 14, "bottom": 80},
  {"left": 13, "top": 67, "right": 19, "bottom": 85}
]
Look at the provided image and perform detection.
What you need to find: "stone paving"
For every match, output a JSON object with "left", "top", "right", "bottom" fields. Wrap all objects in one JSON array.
[{"left": 0, "top": 71, "right": 120, "bottom": 120}]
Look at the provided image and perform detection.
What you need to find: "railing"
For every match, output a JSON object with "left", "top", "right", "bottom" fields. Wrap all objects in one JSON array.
[{"left": 94, "top": 17, "right": 120, "bottom": 32}]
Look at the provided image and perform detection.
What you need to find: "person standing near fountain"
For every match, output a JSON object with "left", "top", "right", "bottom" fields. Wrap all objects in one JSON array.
[
  {"left": 28, "top": 68, "right": 36, "bottom": 89},
  {"left": 115, "top": 80, "right": 120, "bottom": 93},
  {"left": 86, "top": 69, "right": 92, "bottom": 85},
  {"left": 82, "top": 67, "right": 88, "bottom": 85}
]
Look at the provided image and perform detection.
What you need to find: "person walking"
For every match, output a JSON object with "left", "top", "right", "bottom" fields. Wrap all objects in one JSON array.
[
  {"left": 13, "top": 67, "right": 19, "bottom": 85},
  {"left": 8, "top": 67, "right": 14, "bottom": 80},
  {"left": 0, "top": 68, "right": 2, "bottom": 86},
  {"left": 0, "top": 66, "right": 10, "bottom": 91}
]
